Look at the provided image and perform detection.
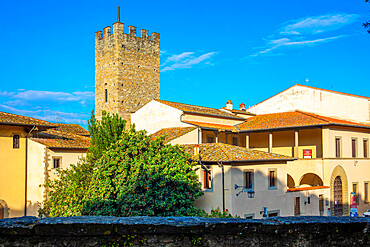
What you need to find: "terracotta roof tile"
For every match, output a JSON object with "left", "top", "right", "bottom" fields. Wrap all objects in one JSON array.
[
  {"left": 0, "top": 111, "right": 56, "bottom": 128},
  {"left": 184, "top": 121, "right": 239, "bottom": 132},
  {"left": 151, "top": 127, "right": 196, "bottom": 143},
  {"left": 31, "top": 129, "right": 90, "bottom": 149},
  {"left": 56, "top": 124, "right": 90, "bottom": 136},
  {"left": 155, "top": 100, "right": 244, "bottom": 120},
  {"left": 183, "top": 143, "right": 294, "bottom": 162},
  {"left": 237, "top": 111, "right": 370, "bottom": 131}
]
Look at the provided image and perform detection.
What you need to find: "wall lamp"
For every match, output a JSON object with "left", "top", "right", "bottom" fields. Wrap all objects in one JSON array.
[{"left": 234, "top": 184, "right": 255, "bottom": 198}]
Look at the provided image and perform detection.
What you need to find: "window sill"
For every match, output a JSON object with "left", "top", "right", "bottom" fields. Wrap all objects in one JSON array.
[
  {"left": 268, "top": 186, "right": 277, "bottom": 190},
  {"left": 203, "top": 188, "right": 213, "bottom": 192}
]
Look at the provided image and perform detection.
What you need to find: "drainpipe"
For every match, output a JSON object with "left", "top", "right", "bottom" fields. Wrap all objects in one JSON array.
[
  {"left": 24, "top": 125, "right": 36, "bottom": 216},
  {"left": 218, "top": 162, "right": 225, "bottom": 211}
]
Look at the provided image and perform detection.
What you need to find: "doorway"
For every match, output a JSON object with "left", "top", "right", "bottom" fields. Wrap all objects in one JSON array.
[{"left": 333, "top": 176, "right": 343, "bottom": 216}]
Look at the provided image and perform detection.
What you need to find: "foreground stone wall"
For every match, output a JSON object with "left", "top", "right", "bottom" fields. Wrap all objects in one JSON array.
[{"left": 0, "top": 216, "right": 369, "bottom": 246}]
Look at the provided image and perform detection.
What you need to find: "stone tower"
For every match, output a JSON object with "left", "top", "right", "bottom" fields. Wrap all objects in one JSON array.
[{"left": 95, "top": 21, "right": 160, "bottom": 124}]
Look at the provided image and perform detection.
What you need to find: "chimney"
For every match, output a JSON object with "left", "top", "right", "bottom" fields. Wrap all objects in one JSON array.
[
  {"left": 239, "top": 103, "right": 246, "bottom": 111},
  {"left": 226, "top": 100, "right": 233, "bottom": 110},
  {"left": 194, "top": 144, "right": 200, "bottom": 156}
]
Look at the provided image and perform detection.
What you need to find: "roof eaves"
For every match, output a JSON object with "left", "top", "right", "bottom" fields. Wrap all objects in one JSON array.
[
  {"left": 238, "top": 124, "right": 328, "bottom": 132},
  {"left": 200, "top": 158, "right": 296, "bottom": 163},
  {"left": 0, "top": 122, "right": 56, "bottom": 128},
  {"left": 183, "top": 111, "right": 245, "bottom": 120},
  {"left": 48, "top": 146, "right": 89, "bottom": 150}
]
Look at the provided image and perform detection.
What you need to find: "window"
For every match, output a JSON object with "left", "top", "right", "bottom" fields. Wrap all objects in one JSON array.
[
  {"left": 244, "top": 213, "right": 255, "bottom": 219},
  {"left": 364, "top": 139, "right": 368, "bottom": 158},
  {"left": 202, "top": 168, "right": 211, "bottom": 189},
  {"left": 352, "top": 138, "right": 358, "bottom": 158},
  {"left": 294, "top": 197, "right": 300, "bottom": 216},
  {"left": 365, "top": 182, "right": 369, "bottom": 204},
  {"left": 319, "top": 194, "right": 324, "bottom": 215},
  {"left": 353, "top": 183, "right": 359, "bottom": 205},
  {"left": 232, "top": 137, "right": 238, "bottom": 146},
  {"left": 206, "top": 136, "right": 214, "bottom": 143},
  {"left": 335, "top": 137, "right": 341, "bottom": 158},
  {"left": 0, "top": 204, "right": 4, "bottom": 219},
  {"left": 104, "top": 89, "right": 108, "bottom": 102},
  {"left": 53, "top": 157, "right": 61, "bottom": 169},
  {"left": 13, "top": 135, "right": 20, "bottom": 149},
  {"left": 244, "top": 170, "right": 253, "bottom": 189},
  {"left": 268, "top": 169, "right": 277, "bottom": 189},
  {"left": 267, "top": 210, "right": 280, "bottom": 217}
]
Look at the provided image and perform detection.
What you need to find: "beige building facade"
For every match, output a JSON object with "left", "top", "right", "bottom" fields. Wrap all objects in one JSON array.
[
  {"left": 142, "top": 87, "right": 370, "bottom": 218},
  {"left": 0, "top": 112, "right": 89, "bottom": 218},
  {"left": 247, "top": 84, "right": 370, "bottom": 124}
]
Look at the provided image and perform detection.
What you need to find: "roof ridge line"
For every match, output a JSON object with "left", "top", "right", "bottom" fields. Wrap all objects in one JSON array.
[
  {"left": 217, "top": 143, "right": 233, "bottom": 160},
  {"left": 295, "top": 111, "right": 330, "bottom": 123},
  {"left": 295, "top": 84, "right": 370, "bottom": 100}
]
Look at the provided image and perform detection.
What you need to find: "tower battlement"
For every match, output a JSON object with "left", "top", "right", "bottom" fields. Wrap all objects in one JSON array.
[
  {"left": 95, "top": 21, "right": 160, "bottom": 124},
  {"left": 94, "top": 22, "right": 160, "bottom": 43}
]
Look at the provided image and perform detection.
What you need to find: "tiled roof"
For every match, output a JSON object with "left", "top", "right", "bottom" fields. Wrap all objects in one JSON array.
[
  {"left": 31, "top": 129, "right": 90, "bottom": 149},
  {"left": 184, "top": 121, "right": 239, "bottom": 132},
  {"left": 56, "top": 124, "right": 90, "bottom": 136},
  {"left": 151, "top": 127, "right": 196, "bottom": 143},
  {"left": 0, "top": 111, "right": 56, "bottom": 128},
  {"left": 155, "top": 100, "right": 244, "bottom": 120},
  {"left": 287, "top": 186, "right": 330, "bottom": 192},
  {"left": 237, "top": 111, "right": 370, "bottom": 131},
  {"left": 183, "top": 143, "right": 294, "bottom": 162}
]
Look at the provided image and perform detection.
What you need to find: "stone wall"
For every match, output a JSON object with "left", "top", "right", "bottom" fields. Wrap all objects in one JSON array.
[
  {"left": 95, "top": 22, "right": 160, "bottom": 124},
  {"left": 0, "top": 216, "right": 369, "bottom": 246}
]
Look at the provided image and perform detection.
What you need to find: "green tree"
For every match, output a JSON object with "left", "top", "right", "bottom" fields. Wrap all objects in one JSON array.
[
  {"left": 40, "top": 159, "right": 92, "bottom": 217},
  {"left": 87, "top": 111, "right": 127, "bottom": 163},
  {"left": 40, "top": 111, "right": 127, "bottom": 217},
  {"left": 82, "top": 127, "right": 203, "bottom": 217},
  {"left": 41, "top": 111, "right": 203, "bottom": 217},
  {"left": 365, "top": 0, "right": 370, "bottom": 33}
]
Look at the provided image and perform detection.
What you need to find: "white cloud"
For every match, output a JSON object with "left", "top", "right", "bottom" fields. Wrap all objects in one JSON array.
[
  {"left": 0, "top": 89, "right": 94, "bottom": 126},
  {"left": 250, "top": 13, "right": 357, "bottom": 57},
  {"left": 280, "top": 14, "right": 360, "bottom": 35},
  {"left": 0, "top": 103, "right": 89, "bottom": 125},
  {"left": 254, "top": 35, "right": 345, "bottom": 55},
  {"left": 0, "top": 89, "right": 94, "bottom": 105},
  {"left": 161, "top": 52, "right": 216, "bottom": 72}
]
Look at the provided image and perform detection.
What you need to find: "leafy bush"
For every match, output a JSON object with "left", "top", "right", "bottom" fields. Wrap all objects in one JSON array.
[
  {"left": 41, "top": 111, "right": 203, "bottom": 217},
  {"left": 82, "top": 126, "right": 203, "bottom": 216}
]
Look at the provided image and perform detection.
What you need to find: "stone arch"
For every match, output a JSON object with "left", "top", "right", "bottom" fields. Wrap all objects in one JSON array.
[
  {"left": 287, "top": 174, "right": 295, "bottom": 188},
  {"left": 299, "top": 173, "right": 323, "bottom": 187},
  {"left": 0, "top": 200, "right": 9, "bottom": 219},
  {"left": 330, "top": 165, "right": 349, "bottom": 216}
]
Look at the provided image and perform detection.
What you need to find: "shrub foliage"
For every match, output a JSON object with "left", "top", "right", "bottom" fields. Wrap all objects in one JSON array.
[{"left": 40, "top": 111, "right": 203, "bottom": 217}]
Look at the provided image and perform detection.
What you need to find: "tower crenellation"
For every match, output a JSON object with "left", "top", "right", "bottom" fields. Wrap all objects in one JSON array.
[{"left": 95, "top": 21, "right": 160, "bottom": 124}]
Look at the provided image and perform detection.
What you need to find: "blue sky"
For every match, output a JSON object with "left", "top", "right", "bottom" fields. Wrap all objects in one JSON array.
[{"left": 0, "top": 0, "right": 369, "bottom": 127}]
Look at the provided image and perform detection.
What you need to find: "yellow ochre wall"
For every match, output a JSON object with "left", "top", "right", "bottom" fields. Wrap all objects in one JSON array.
[{"left": 0, "top": 126, "right": 27, "bottom": 218}]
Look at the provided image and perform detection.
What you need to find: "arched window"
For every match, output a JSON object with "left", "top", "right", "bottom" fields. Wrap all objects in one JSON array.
[
  {"left": 299, "top": 173, "right": 323, "bottom": 187},
  {"left": 0, "top": 200, "right": 8, "bottom": 219},
  {"left": 287, "top": 174, "right": 295, "bottom": 188}
]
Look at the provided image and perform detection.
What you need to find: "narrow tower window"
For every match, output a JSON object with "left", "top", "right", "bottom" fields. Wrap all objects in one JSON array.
[
  {"left": 105, "top": 89, "right": 108, "bottom": 103},
  {"left": 13, "top": 135, "right": 20, "bottom": 149}
]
